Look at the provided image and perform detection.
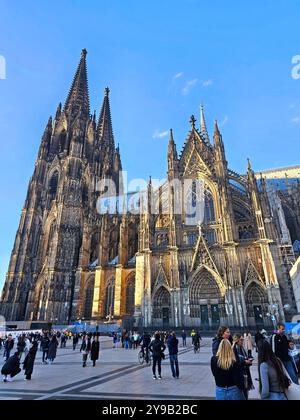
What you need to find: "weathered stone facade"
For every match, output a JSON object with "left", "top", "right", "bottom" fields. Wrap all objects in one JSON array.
[{"left": 1, "top": 50, "right": 299, "bottom": 329}]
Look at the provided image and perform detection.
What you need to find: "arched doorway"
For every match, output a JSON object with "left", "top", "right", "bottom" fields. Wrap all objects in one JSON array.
[
  {"left": 189, "top": 269, "right": 222, "bottom": 329},
  {"left": 83, "top": 276, "right": 95, "bottom": 320},
  {"left": 153, "top": 287, "right": 171, "bottom": 328},
  {"left": 125, "top": 276, "right": 135, "bottom": 316},
  {"left": 245, "top": 282, "right": 268, "bottom": 328},
  {"left": 104, "top": 277, "right": 115, "bottom": 317}
]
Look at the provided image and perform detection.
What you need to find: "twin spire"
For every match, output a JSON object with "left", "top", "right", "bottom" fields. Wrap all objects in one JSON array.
[
  {"left": 64, "top": 49, "right": 90, "bottom": 120},
  {"left": 63, "top": 50, "right": 115, "bottom": 149}
]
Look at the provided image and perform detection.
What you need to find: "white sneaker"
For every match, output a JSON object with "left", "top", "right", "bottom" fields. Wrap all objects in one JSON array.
[
  {"left": 6, "top": 377, "right": 13, "bottom": 382},
  {"left": 2, "top": 376, "right": 7, "bottom": 382}
]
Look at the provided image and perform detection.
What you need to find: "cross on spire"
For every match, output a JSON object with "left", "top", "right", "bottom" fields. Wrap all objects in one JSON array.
[{"left": 190, "top": 115, "right": 196, "bottom": 129}]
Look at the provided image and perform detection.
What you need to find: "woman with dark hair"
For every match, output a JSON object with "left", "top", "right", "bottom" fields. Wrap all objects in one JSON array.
[
  {"left": 212, "top": 326, "right": 232, "bottom": 356},
  {"left": 48, "top": 335, "right": 59, "bottom": 364},
  {"left": 232, "top": 334, "right": 254, "bottom": 400},
  {"left": 258, "top": 340, "right": 290, "bottom": 400},
  {"left": 23, "top": 341, "right": 38, "bottom": 381},
  {"left": 149, "top": 332, "right": 166, "bottom": 380},
  {"left": 91, "top": 335, "right": 100, "bottom": 367}
]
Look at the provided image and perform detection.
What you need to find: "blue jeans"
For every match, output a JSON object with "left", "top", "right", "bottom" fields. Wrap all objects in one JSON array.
[
  {"left": 283, "top": 360, "right": 299, "bottom": 385},
  {"left": 262, "top": 392, "right": 287, "bottom": 400},
  {"left": 216, "top": 386, "right": 245, "bottom": 401},
  {"left": 170, "top": 354, "right": 179, "bottom": 378}
]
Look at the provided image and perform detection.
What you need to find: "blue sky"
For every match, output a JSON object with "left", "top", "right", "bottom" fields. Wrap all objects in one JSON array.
[{"left": 1, "top": 0, "right": 300, "bottom": 290}]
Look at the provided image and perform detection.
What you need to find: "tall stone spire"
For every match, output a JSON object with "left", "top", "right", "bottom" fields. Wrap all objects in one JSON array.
[
  {"left": 97, "top": 87, "right": 115, "bottom": 150},
  {"left": 168, "top": 129, "right": 179, "bottom": 180},
  {"left": 64, "top": 49, "right": 90, "bottom": 121},
  {"left": 200, "top": 104, "right": 210, "bottom": 144}
]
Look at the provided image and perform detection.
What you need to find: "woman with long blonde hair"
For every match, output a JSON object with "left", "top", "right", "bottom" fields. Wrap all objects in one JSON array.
[{"left": 211, "top": 339, "right": 245, "bottom": 400}]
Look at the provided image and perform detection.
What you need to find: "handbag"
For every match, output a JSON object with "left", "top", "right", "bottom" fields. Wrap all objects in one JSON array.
[{"left": 282, "top": 364, "right": 300, "bottom": 400}]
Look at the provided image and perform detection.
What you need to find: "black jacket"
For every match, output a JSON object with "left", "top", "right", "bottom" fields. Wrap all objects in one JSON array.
[
  {"left": 40, "top": 337, "right": 50, "bottom": 351},
  {"left": 211, "top": 356, "right": 244, "bottom": 390},
  {"left": 1, "top": 354, "right": 20, "bottom": 375},
  {"left": 149, "top": 339, "right": 166, "bottom": 358},
  {"left": 233, "top": 344, "right": 254, "bottom": 391},
  {"left": 23, "top": 347, "right": 37, "bottom": 376},
  {"left": 271, "top": 333, "right": 289, "bottom": 362},
  {"left": 91, "top": 341, "right": 100, "bottom": 361},
  {"left": 80, "top": 339, "right": 92, "bottom": 353},
  {"left": 212, "top": 336, "right": 233, "bottom": 356},
  {"left": 167, "top": 337, "right": 179, "bottom": 355}
]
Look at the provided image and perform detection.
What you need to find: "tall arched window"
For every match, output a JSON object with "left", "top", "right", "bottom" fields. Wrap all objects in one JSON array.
[
  {"left": 84, "top": 277, "right": 95, "bottom": 319},
  {"left": 105, "top": 277, "right": 115, "bottom": 317},
  {"left": 126, "top": 276, "right": 135, "bottom": 316},
  {"left": 48, "top": 171, "right": 59, "bottom": 200}
]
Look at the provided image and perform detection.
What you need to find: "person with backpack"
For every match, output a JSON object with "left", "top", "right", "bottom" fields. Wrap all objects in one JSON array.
[
  {"left": 258, "top": 339, "right": 290, "bottom": 400},
  {"left": 271, "top": 322, "right": 298, "bottom": 384},
  {"left": 149, "top": 332, "right": 166, "bottom": 380}
]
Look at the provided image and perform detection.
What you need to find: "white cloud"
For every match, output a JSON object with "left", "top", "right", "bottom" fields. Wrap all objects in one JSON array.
[
  {"left": 181, "top": 78, "right": 198, "bottom": 95},
  {"left": 291, "top": 117, "right": 300, "bottom": 123},
  {"left": 173, "top": 72, "right": 184, "bottom": 82},
  {"left": 220, "top": 116, "right": 229, "bottom": 127},
  {"left": 153, "top": 129, "right": 169, "bottom": 139},
  {"left": 202, "top": 79, "right": 213, "bottom": 87}
]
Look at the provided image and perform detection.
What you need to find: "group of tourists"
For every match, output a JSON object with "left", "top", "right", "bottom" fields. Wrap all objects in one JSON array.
[
  {"left": 210, "top": 323, "right": 300, "bottom": 400},
  {"left": 0, "top": 329, "right": 98, "bottom": 382}
]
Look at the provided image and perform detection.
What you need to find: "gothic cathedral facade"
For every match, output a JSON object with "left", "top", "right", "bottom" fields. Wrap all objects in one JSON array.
[{"left": 1, "top": 50, "right": 299, "bottom": 329}]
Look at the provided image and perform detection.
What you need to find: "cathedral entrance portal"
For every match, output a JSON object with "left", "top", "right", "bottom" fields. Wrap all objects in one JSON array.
[{"left": 153, "top": 287, "right": 171, "bottom": 328}]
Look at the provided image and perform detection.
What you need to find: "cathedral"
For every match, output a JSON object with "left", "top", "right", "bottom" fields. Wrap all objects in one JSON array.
[{"left": 1, "top": 49, "right": 300, "bottom": 330}]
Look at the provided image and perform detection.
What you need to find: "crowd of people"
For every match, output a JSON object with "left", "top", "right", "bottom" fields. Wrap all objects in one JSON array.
[
  {"left": 210, "top": 323, "right": 300, "bottom": 400},
  {"left": 0, "top": 323, "right": 299, "bottom": 401}
]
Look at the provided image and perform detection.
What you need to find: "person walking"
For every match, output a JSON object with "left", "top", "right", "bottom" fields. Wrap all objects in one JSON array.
[
  {"left": 4, "top": 335, "right": 14, "bottom": 361},
  {"left": 1, "top": 352, "right": 21, "bottom": 383},
  {"left": 91, "top": 335, "right": 100, "bottom": 367},
  {"left": 167, "top": 332, "right": 180, "bottom": 379},
  {"left": 40, "top": 333, "right": 50, "bottom": 365},
  {"left": 258, "top": 339, "right": 290, "bottom": 400},
  {"left": 73, "top": 333, "right": 79, "bottom": 351},
  {"left": 211, "top": 339, "right": 245, "bottom": 400},
  {"left": 181, "top": 330, "right": 187, "bottom": 347},
  {"left": 232, "top": 334, "right": 254, "bottom": 400},
  {"left": 212, "top": 326, "right": 232, "bottom": 356},
  {"left": 271, "top": 322, "right": 298, "bottom": 384},
  {"left": 149, "top": 332, "right": 166, "bottom": 380},
  {"left": 17, "top": 335, "right": 27, "bottom": 362},
  {"left": 48, "top": 335, "right": 59, "bottom": 364},
  {"left": 23, "top": 341, "right": 38, "bottom": 381},
  {"left": 80, "top": 334, "right": 91, "bottom": 367},
  {"left": 243, "top": 330, "right": 253, "bottom": 358}
]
